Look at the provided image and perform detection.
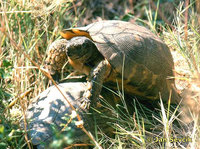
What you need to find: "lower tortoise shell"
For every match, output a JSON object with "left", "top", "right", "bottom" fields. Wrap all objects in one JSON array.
[{"left": 45, "top": 20, "right": 180, "bottom": 107}]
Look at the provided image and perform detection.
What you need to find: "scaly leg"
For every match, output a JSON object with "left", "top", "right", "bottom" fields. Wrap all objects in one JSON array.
[{"left": 80, "top": 60, "right": 111, "bottom": 109}]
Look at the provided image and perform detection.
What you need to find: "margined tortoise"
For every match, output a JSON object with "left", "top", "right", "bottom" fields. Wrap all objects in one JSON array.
[
  {"left": 45, "top": 20, "right": 180, "bottom": 108},
  {"left": 24, "top": 82, "right": 117, "bottom": 148}
]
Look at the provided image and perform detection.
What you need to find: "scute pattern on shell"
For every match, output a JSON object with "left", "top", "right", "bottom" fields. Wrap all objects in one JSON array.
[
  {"left": 23, "top": 82, "right": 117, "bottom": 148},
  {"left": 80, "top": 20, "right": 174, "bottom": 78},
  {"left": 46, "top": 20, "right": 180, "bottom": 102},
  {"left": 73, "top": 20, "right": 179, "bottom": 102}
]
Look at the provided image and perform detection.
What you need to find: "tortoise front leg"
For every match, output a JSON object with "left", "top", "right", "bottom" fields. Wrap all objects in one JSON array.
[{"left": 81, "top": 60, "right": 111, "bottom": 109}]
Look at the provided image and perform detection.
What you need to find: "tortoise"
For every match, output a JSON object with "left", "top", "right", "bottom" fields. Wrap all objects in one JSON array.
[
  {"left": 23, "top": 82, "right": 119, "bottom": 148},
  {"left": 45, "top": 20, "right": 180, "bottom": 108}
]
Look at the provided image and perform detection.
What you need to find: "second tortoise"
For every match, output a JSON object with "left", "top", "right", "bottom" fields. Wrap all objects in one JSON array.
[{"left": 45, "top": 20, "right": 180, "bottom": 108}]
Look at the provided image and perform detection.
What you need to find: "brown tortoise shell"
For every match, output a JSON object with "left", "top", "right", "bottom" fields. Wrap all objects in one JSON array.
[{"left": 46, "top": 20, "right": 180, "bottom": 103}]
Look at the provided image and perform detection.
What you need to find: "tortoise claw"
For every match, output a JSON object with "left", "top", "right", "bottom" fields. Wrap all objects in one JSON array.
[
  {"left": 80, "top": 97, "right": 91, "bottom": 109},
  {"left": 80, "top": 90, "right": 91, "bottom": 109}
]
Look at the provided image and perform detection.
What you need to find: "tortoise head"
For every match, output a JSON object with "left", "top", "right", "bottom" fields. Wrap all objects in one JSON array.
[
  {"left": 65, "top": 36, "right": 96, "bottom": 62},
  {"left": 60, "top": 29, "right": 95, "bottom": 63},
  {"left": 64, "top": 36, "right": 104, "bottom": 75},
  {"left": 45, "top": 37, "right": 100, "bottom": 81},
  {"left": 45, "top": 39, "right": 69, "bottom": 77}
]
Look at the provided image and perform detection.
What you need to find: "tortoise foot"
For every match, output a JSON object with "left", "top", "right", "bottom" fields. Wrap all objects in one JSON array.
[{"left": 80, "top": 91, "right": 91, "bottom": 109}]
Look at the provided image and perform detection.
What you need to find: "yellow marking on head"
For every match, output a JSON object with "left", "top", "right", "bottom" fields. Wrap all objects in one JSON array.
[
  {"left": 60, "top": 29, "right": 92, "bottom": 40},
  {"left": 68, "top": 57, "right": 91, "bottom": 75}
]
